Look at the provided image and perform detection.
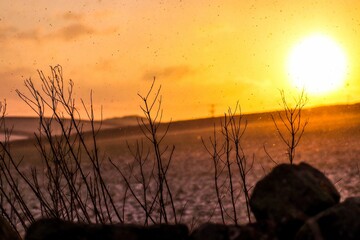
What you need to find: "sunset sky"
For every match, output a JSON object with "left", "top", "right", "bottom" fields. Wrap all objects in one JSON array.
[{"left": 1, "top": 1, "right": 360, "bottom": 120}]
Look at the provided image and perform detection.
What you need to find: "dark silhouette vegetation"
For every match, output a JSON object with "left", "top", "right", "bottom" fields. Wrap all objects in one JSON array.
[{"left": 0, "top": 66, "right": 359, "bottom": 240}]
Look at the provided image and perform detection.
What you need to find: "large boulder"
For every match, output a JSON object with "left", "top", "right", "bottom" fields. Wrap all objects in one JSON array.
[
  {"left": 25, "top": 218, "right": 189, "bottom": 240},
  {"left": 0, "top": 215, "right": 20, "bottom": 240},
  {"left": 250, "top": 162, "right": 340, "bottom": 239},
  {"left": 295, "top": 197, "right": 360, "bottom": 240}
]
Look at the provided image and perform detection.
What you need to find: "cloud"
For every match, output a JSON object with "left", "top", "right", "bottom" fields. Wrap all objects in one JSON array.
[
  {"left": 0, "top": 24, "right": 17, "bottom": 41},
  {"left": 17, "top": 29, "right": 42, "bottom": 41},
  {"left": 54, "top": 23, "right": 95, "bottom": 41},
  {"left": 61, "top": 11, "right": 84, "bottom": 21},
  {"left": 0, "top": 22, "right": 42, "bottom": 42},
  {"left": 0, "top": 67, "right": 33, "bottom": 80},
  {"left": 0, "top": 67, "right": 33, "bottom": 95},
  {"left": 93, "top": 59, "right": 116, "bottom": 72},
  {"left": 0, "top": 23, "right": 96, "bottom": 42},
  {"left": 0, "top": 21, "right": 43, "bottom": 42},
  {"left": 54, "top": 10, "right": 117, "bottom": 40},
  {"left": 142, "top": 65, "right": 196, "bottom": 81},
  {"left": 0, "top": 9, "right": 118, "bottom": 44}
]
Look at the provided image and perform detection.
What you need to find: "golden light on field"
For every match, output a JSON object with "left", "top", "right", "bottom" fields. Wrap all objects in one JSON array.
[{"left": 287, "top": 34, "right": 348, "bottom": 95}]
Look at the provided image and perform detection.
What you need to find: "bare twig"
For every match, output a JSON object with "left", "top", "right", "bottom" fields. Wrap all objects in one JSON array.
[
  {"left": 202, "top": 103, "right": 253, "bottom": 224},
  {"left": 271, "top": 90, "right": 308, "bottom": 164}
]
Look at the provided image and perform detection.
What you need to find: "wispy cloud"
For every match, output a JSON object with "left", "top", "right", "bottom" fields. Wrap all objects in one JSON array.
[
  {"left": 1, "top": 23, "right": 100, "bottom": 42},
  {"left": 61, "top": 11, "right": 84, "bottom": 21},
  {"left": 0, "top": 24, "right": 17, "bottom": 41},
  {"left": 16, "top": 29, "right": 42, "bottom": 41},
  {"left": 54, "top": 23, "right": 95, "bottom": 41},
  {"left": 93, "top": 59, "right": 116, "bottom": 72},
  {"left": 142, "top": 65, "right": 196, "bottom": 81},
  {"left": 0, "top": 67, "right": 33, "bottom": 94},
  {"left": 0, "top": 67, "right": 33, "bottom": 79},
  {"left": 54, "top": 10, "right": 118, "bottom": 40},
  {"left": 1, "top": 9, "right": 115, "bottom": 43}
]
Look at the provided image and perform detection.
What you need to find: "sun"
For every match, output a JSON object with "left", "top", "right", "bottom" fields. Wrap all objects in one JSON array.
[{"left": 287, "top": 34, "right": 348, "bottom": 95}]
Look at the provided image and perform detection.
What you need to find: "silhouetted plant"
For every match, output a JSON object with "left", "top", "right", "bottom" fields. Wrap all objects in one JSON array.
[
  {"left": 110, "top": 78, "right": 177, "bottom": 224},
  {"left": 227, "top": 105, "right": 253, "bottom": 222},
  {"left": 0, "top": 100, "right": 28, "bottom": 239},
  {"left": 202, "top": 103, "right": 253, "bottom": 225},
  {"left": 202, "top": 125, "right": 226, "bottom": 224},
  {"left": 271, "top": 90, "right": 308, "bottom": 164},
  {"left": 0, "top": 65, "right": 313, "bottom": 238},
  {"left": 0, "top": 65, "right": 125, "bottom": 237}
]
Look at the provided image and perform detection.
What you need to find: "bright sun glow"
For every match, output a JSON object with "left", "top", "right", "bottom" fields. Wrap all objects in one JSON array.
[{"left": 287, "top": 34, "right": 348, "bottom": 95}]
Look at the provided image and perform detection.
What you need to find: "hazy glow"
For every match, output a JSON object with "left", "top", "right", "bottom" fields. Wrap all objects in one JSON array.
[
  {"left": 1, "top": 1, "right": 360, "bottom": 120},
  {"left": 287, "top": 34, "right": 348, "bottom": 95}
]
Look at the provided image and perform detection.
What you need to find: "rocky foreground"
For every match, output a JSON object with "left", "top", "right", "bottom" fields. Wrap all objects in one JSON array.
[{"left": 1, "top": 162, "right": 359, "bottom": 240}]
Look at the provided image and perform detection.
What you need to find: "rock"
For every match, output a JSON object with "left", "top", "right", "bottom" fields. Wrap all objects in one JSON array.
[
  {"left": 295, "top": 197, "right": 360, "bottom": 240},
  {"left": 25, "top": 218, "right": 189, "bottom": 240},
  {"left": 238, "top": 221, "right": 277, "bottom": 240},
  {"left": 190, "top": 223, "right": 229, "bottom": 240},
  {"left": 190, "top": 222, "right": 275, "bottom": 240},
  {"left": 249, "top": 162, "right": 340, "bottom": 239},
  {"left": 142, "top": 223, "right": 189, "bottom": 240},
  {"left": 0, "top": 215, "right": 21, "bottom": 240}
]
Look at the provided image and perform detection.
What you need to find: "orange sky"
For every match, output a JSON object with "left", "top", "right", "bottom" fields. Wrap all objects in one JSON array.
[{"left": 1, "top": 1, "right": 360, "bottom": 120}]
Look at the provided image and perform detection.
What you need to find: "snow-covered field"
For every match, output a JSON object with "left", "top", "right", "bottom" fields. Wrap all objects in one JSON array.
[{"left": 3, "top": 104, "right": 360, "bottom": 236}]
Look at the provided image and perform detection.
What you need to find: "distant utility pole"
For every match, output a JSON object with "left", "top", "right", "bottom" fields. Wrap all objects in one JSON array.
[{"left": 209, "top": 104, "right": 215, "bottom": 118}]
